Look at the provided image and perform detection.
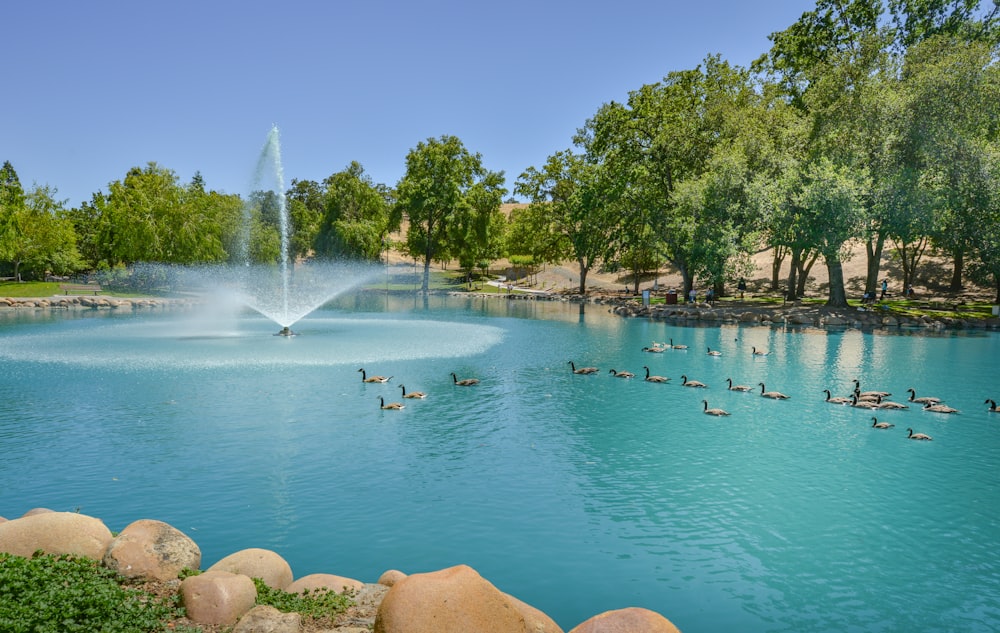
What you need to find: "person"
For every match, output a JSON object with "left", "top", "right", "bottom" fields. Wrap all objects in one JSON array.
[
  {"left": 689, "top": 288, "right": 697, "bottom": 303},
  {"left": 880, "top": 278, "right": 888, "bottom": 300},
  {"left": 905, "top": 284, "right": 914, "bottom": 298},
  {"left": 705, "top": 287, "right": 714, "bottom": 303},
  {"left": 737, "top": 278, "right": 747, "bottom": 299}
]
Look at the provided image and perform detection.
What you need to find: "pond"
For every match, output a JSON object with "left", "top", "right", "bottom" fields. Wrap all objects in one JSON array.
[{"left": 1, "top": 294, "right": 998, "bottom": 632}]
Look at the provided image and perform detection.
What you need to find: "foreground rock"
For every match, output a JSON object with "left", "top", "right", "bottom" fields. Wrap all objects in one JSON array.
[
  {"left": 374, "top": 564, "right": 563, "bottom": 633},
  {"left": 208, "top": 547, "right": 294, "bottom": 590},
  {"left": 181, "top": 569, "right": 258, "bottom": 626},
  {"left": 0, "top": 510, "right": 112, "bottom": 559},
  {"left": 568, "top": 607, "right": 681, "bottom": 633},
  {"left": 102, "top": 518, "right": 201, "bottom": 581}
]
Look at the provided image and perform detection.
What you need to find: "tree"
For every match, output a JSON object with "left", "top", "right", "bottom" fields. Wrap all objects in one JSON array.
[
  {"left": 0, "top": 161, "right": 27, "bottom": 273},
  {"left": 515, "top": 150, "right": 615, "bottom": 294},
  {"left": 448, "top": 170, "right": 507, "bottom": 284},
  {"left": 313, "top": 162, "right": 394, "bottom": 261},
  {"left": 6, "top": 185, "right": 82, "bottom": 280},
  {"left": 394, "top": 136, "right": 499, "bottom": 292}
]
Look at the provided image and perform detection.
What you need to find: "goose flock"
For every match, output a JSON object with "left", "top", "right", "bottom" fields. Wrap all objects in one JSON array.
[{"left": 358, "top": 336, "right": 995, "bottom": 442}]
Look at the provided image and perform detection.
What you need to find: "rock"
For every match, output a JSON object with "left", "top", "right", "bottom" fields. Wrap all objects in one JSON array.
[
  {"left": 181, "top": 570, "right": 258, "bottom": 626},
  {"left": 374, "top": 564, "right": 561, "bottom": 633},
  {"left": 102, "top": 518, "right": 201, "bottom": 581},
  {"left": 286, "top": 573, "right": 363, "bottom": 595},
  {"left": 208, "top": 547, "right": 294, "bottom": 589},
  {"left": 505, "top": 593, "right": 564, "bottom": 633},
  {"left": 22, "top": 507, "right": 55, "bottom": 516},
  {"left": 0, "top": 511, "right": 112, "bottom": 559},
  {"left": 568, "top": 607, "right": 681, "bottom": 633},
  {"left": 378, "top": 569, "right": 407, "bottom": 586},
  {"left": 232, "top": 604, "right": 301, "bottom": 633}
]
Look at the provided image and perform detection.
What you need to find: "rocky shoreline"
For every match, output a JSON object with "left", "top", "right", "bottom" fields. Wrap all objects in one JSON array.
[{"left": 0, "top": 509, "right": 681, "bottom": 633}]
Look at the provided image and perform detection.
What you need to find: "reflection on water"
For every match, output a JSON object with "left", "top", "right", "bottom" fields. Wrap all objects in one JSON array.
[{"left": 0, "top": 296, "right": 999, "bottom": 632}]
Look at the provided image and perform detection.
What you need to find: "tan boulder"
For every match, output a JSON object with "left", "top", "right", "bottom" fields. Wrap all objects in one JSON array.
[
  {"left": 208, "top": 548, "right": 293, "bottom": 589},
  {"left": 22, "top": 507, "right": 55, "bottom": 516},
  {"left": 378, "top": 569, "right": 407, "bottom": 586},
  {"left": 0, "top": 511, "right": 112, "bottom": 559},
  {"left": 232, "top": 604, "right": 301, "bottom": 633},
  {"left": 568, "top": 607, "right": 681, "bottom": 633},
  {"left": 286, "top": 573, "right": 363, "bottom": 595},
  {"left": 505, "top": 593, "right": 564, "bottom": 633},
  {"left": 102, "top": 518, "right": 201, "bottom": 580},
  {"left": 181, "top": 570, "right": 258, "bottom": 626},
  {"left": 374, "top": 564, "right": 560, "bottom": 633}
]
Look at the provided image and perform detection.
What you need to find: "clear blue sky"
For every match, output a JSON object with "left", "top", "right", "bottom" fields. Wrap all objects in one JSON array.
[{"left": 3, "top": 0, "right": 815, "bottom": 207}]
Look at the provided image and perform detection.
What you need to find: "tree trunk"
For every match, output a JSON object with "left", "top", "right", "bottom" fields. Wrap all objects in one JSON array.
[
  {"left": 771, "top": 245, "right": 787, "bottom": 290},
  {"left": 995, "top": 276, "right": 1000, "bottom": 305},
  {"left": 950, "top": 249, "right": 964, "bottom": 290},
  {"left": 421, "top": 254, "right": 431, "bottom": 293},
  {"left": 825, "top": 255, "right": 848, "bottom": 308},
  {"left": 865, "top": 234, "right": 885, "bottom": 297},
  {"left": 786, "top": 248, "right": 800, "bottom": 300},
  {"left": 577, "top": 258, "right": 589, "bottom": 294},
  {"left": 796, "top": 251, "right": 819, "bottom": 297}
]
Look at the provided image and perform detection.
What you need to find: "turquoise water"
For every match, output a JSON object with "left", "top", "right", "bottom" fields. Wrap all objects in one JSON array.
[{"left": 1, "top": 296, "right": 999, "bottom": 632}]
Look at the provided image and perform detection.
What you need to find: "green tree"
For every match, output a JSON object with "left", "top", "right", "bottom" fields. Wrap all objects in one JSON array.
[
  {"left": 6, "top": 185, "right": 83, "bottom": 280},
  {"left": 448, "top": 170, "right": 507, "bottom": 284},
  {"left": 314, "top": 162, "right": 393, "bottom": 261},
  {"left": 394, "top": 136, "right": 499, "bottom": 292}
]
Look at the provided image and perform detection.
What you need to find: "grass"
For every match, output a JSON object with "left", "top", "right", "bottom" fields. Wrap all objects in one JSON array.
[{"left": 0, "top": 552, "right": 356, "bottom": 633}]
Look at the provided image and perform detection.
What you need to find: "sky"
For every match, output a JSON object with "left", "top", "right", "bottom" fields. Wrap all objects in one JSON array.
[{"left": 3, "top": 0, "right": 817, "bottom": 208}]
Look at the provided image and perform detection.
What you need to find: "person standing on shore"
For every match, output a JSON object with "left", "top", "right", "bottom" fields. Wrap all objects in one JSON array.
[{"left": 880, "top": 279, "right": 888, "bottom": 300}]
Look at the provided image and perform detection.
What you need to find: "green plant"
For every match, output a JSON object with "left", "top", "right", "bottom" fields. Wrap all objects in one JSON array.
[
  {"left": 251, "top": 577, "right": 354, "bottom": 623},
  {"left": 0, "top": 551, "right": 182, "bottom": 633}
]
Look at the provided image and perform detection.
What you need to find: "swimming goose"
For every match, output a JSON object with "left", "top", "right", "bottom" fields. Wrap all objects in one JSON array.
[
  {"left": 906, "top": 388, "right": 942, "bottom": 405},
  {"left": 609, "top": 369, "right": 635, "bottom": 379},
  {"left": 875, "top": 395, "right": 909, "bottom": 410},
  {"left": 680, "top": 375, "right": 708, "bottom": 388},
  {"left": 669, "top": 338, "right": 688, "bottom": 350},
  {"left": 642, "top": 345, "right": 666, "bottom": 353},
  {"left": 399, "top": 384, "right": 427, "bottom": 399},
  {"left": 871, "top": 417, "right": 894, "bottom": 429},
  {"left": 850, "top": 394, "right": 878, "bottom": 409},
  {"left": 702, "top": 400, "right": 730, "bottom": 416},
  {"left": 358, "top": 368, "right": 392, "bottom": 383},
  {"left": 377, "top": 396, "right": 404, "bottom": 410},
  {"left": 923, "top": 402, "right": 959, "bottom": 414},
  {"left": 822, "top": 389, "right": 852, "bottom": 404},
  {"left": 758, "top": 383, "right": 790, "bottom": 399},
  {"left": 643, "top": 366, "right": 670, "bottom": 383},
  {"left": 707, "top": 347, "right": 722, "bottom": 356},
  {"left": 852, "top": 379, "right": 890, "bottom": 398},
  {"left": 852, "top": 389, "right": 881, "bottom": 403},
  {"left": 568, "top": 361, "right": 599, "bottom": 375},
  {"left": 450, "top": 372, "right": 480, "bottom": 386},
  {"left": 907, "top": 428, "right": 933, "bottom": 441},
  {"left": 986, "top": 399, "right": 1000, "bottom": 412},
  {"left": 751, "top": 346, "right": 769, "bottom": 356},
  {"left": 726, "top": 378, "right": 753, "bottom": 392}
]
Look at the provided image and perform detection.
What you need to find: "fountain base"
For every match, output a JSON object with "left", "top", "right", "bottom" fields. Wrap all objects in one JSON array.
[{"left": 275, "top": 327, "right": 297, "bottom": 337}]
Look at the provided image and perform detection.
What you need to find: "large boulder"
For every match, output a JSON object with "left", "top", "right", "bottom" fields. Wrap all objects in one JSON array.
[
  {"left": 0, "top": 511, "right": 112, "bottom": 559},
  {"left": 208, "top": 548, "right": 293, "bottom": 589},
  {"left": 102, "top": 519, "right": 201, "bottom": 580},
  {"left": 373, "top": 564, "right": 562, "bottom": 633},
  {"left": 181, "top": 570, "right": 258, "bottom": 626},
  {"left": 286, "top": 573, "right": 363, "bottom": 595},
  {"left": 378, "top": 569, "right": 407, "bottom": 587},
  {"left": 568, "top": 607, "right": 681, "bottom": 633}
]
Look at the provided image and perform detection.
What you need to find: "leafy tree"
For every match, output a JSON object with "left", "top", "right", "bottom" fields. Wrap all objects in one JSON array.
[
  {"left": 0, "top": 161, "right": 27, "bottom": 273},
  {"left": 515, "top": 150, "right": 615, "bottom": 294},
  {"left": 448, "top": 170, "right": 507, "bottom": 283},
  {"left": 394, "top": 136, "right": 499, "bottom": 292},
  {"left": 3, "top": 184, "right": 83, "bottom": 280},
  {"left": 313, "top": 162, "right": 394, "bottom": 261}
]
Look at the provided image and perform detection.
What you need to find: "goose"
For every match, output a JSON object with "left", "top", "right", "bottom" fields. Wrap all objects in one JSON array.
[
  {"left": 850, "top": 394, "right": 878, "bottom": 409},
  {"left": 680, "top": 375, "right": 708, "bottom": 388},
  {"left": 907, "top": 428, "right": 933, "bottom": 441},
  {"left": 871, "top": 417, "right": 894, "bottom": 429},
  {"left": 875, "top": 395, "right": 909, "bottom": 410},
  {"left": 726, "top": 378, "right": 753, "bottom": 392},
  {"left": 852, "top": 379, "right": 890, "bottom": 398},
  {"left": 853, "top": 388, "right": 881, "bottom": 403},
  {"left": 358, "top": 368, "right": 392, "bottom": 383},
  {"left": 399, "top": 384, "right": 427, "bottom": 399},
  {"left": 642, "top": 345, "right": 666, "bottom": 353},
  {"left": 609, "top": 369, "right": 635, "bottom": 379},
  {"left": 923, "top": 402, "right": 959, "bottom": 414},
  {"left": 758, "top": 383, "right": 790, "bottom": 399},
  {"left": 643, "top": 366, "right": 670, "bottom": 383},
  {"left": 702, "top": 400, "right": 730, "bottom": 416},
  {"left": 669, "top": 338, "right": 688, "bottom": 350},
  {"left": 986, "top": 399, "right": 1000, "bottom": 412},
  {"left": 377, "top": 396, "right": 404, "bottom": 410},
  {"left": 450, "top": 372, "right": 480, "bottom": 386},
  {"left": 822, "top": 389, "right": 852, "bottom": 405},
  {"left": 707, "top": 347, "right": 722, "bottom": 356},
  {"left": 568, "top": 361, "right": 599, "bottom": 375},
  {"left": 906, "top": 388, "right": 942, "bottom": 405},
  {"left": 751, "top": 346, "right": 769, "bottom": 356}
]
